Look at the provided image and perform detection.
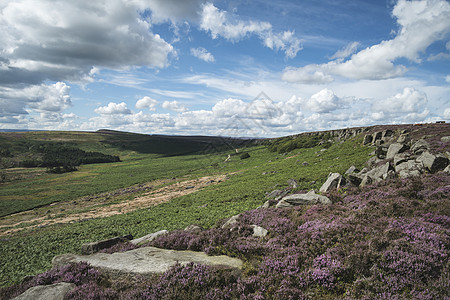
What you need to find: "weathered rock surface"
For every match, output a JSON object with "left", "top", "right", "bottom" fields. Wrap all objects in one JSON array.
[
  {"left": 131, "top": 230, "right": 168, "bottom": 245},
  {"left": 440, "top": 136, "right": 450, "bottom": 142},
  {"left": 395, "top": 160, "right": 424, "bottom": 178},
  {"left": 81, "top": 235, "right": 132, "bottom": 254},
  {"left": 12, "top": 282, "right": 76, "bottom": 300},
  {"left": 411, "top": 139, "right": 429, "bottom": 154},
  {"left": 386, "top": 143, "right": 408, "bottom": 159},
  {"left": 416, "top": 151, "right": 449, "bottom": 173},
  {"left": 53, "top": 247, "right": 243, "bottom": 274},
  {"left": 365, "top": 162, "right": 393, "bottom": 180},
  {"left": 319, "top": 173, "right": 345, "bottom": 192},
  {"left": 276, "top": 190, "right": 331, "bottom": 208}
]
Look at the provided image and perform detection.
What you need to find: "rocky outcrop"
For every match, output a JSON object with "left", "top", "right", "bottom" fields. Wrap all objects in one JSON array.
[
  {"left": 12, "top": 282, "right": 75, "bottom": 300},
  {"left": 275, "top": 190, "right": 331, "bottom": 208},
  {"left": 53, "top": 247, "right": 243, "bottom": 274}
]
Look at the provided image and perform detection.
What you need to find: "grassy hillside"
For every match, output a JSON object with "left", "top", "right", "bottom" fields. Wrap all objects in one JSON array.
[
  {"left": 0, "top": 130, "right": 255, "bottom": 217},
  {"left": 0, "top": 128, "right": 372, "bottom": 287}
]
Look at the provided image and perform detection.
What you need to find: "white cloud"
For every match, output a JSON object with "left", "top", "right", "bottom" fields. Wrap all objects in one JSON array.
[
  {"left": 0, "top": 82, "right": 71, "bottom": 118},
  {"left": 136, "top": 96, "right": 158, "bottom": 111},
  {"left": 443, "top": 107, "right": 450, "bottom": 119},
  {"left": 200, "top": 3, "right": 301, "bottom": 58},
  {"left": 145, "top": 0, "right": 205, "bottom": 23},
  {"left": 162, "top": 100, "right": 188, "bottom": 112},
  {"left": 282, "top": 0, "right": 450, "bottom": 82},
  {"left": 212, "top": 98, "right": 246, "bottom": 117},
  {"left": 0, "top": 0, "right": 174, "bottom": 87},
  {"left": 446, "top": 75, "right": 450, "bottom": 83},
  {"left": 330, "top": 42, "right": 360, "bottom": 60},
  {"left": 373, "top": 87, "right": 428, "bottom": 113},
  {"left": 282, "top": 65, "right": 334, "bottom": 84},
  {"left": 95, "top": 102, "right": 132, "bottom": 115},
  {"left": 190, "top": 47, "right": 215, "bottom": 62},
  {"left": 305, "top": 88, "right": 340, "bottom": 113}
]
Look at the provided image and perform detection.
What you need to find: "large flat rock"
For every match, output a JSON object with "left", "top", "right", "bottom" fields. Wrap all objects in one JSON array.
[{"left": 52, "top": 247, "right": 243, "bottom": 274}]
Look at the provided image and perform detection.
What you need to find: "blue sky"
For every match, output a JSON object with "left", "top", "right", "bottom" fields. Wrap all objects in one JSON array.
[{"left": 0, "top": 0, "right": 449, "bottom": 137}]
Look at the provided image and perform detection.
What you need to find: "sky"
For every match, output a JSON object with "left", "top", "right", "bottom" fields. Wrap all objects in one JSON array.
[{"left": 0, "top": 0, "right": 449, "bottom": 137}]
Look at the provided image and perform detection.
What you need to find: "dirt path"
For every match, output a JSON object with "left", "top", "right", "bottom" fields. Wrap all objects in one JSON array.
[{"left": 0, "top": 175, "right": 228, "bottom": 236}]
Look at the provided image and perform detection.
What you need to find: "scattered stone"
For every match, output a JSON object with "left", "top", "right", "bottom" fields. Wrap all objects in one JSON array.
[
  {"left": 386, "top": 143, "right": 409, "bottom": 159},
  {"left": 441, "top": 136, "right": 450, "bottom": 142},
  {"left": 287, "top": 178, "right": 298, "bottom": 189},
  {"left": 302, "top": 162, "right": 309, "bottom": 166},
  {"left": 319, "top": 173, "right": 345, "bottom": 193},
  {"left": 366, "top": 162, "right": 393, "bottom": 180},
  {"left": 345, "top": 165, "right": 360, "bottom": 175},
  {"left": 53, "top": 247, "right": 243, "bottom": 274},
  {"left": 251, "top": 225, "right": 268, "bottom": 237},
  {"left": 266, "top": 189, "right": 290, "bottom": 201},
  {"left": 12, "top": 282, "right": 76, "bottom": 300},
  {"left": 184, "top": 225, "right": 202, "bottom": 232},
  {"left": 221, "top": 214, "right": 240, "bottom": 229},
  {"left": 81, "top": 235, "right": 133, "bottom": 255},
  {"left": 276, "top": 190, "right": 331, "bottom": 208},
  {"left": 131, "top": 230, "right": 168, "bottom": 245},
  {"left": 411, "top": 139, "right": 430, "bottom": 154},
  {"left": 260, "top": 200, "right": 271, "bottom": 208},
  {"left": 417, "top": 151, "right": 449, "bottom": 173}
]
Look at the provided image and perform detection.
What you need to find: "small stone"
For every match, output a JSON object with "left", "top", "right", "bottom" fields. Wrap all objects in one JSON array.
[
  {"left": 221, "top": 214, "right": 240, "bottom": 229},
  {"left": 12, "top": 282, "right": 76, "bottom": 300},
  {"left": 251, "top": 225, "right": 268, "bottom": 237},
  {"left": 319, "top": 173, "right": 345, "bottom": 193},
  {"left": 441, "top": 136, "right": 450, "bottom": 142},
  {"left": 131, "top": 230, "right": 167, "bottom": 245}
]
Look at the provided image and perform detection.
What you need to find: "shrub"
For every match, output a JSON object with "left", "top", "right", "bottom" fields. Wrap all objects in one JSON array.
[{"left": 240, "top": 152, "right": 250, "bottom": 159}]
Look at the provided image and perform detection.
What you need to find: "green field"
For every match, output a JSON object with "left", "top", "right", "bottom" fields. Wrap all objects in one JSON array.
[{"left": 0, "top": 130, "right": 372, "bottom": 287}]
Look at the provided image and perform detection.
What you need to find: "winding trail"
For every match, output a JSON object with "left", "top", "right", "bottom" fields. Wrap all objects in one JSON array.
[{"left": 0, "top": 175, "right": 228, "bottom": 236}]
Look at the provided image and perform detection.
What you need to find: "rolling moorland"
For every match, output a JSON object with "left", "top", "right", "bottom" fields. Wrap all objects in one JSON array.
[{"left": 0, "top": 124, "right": 449, "bottom": 299}]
